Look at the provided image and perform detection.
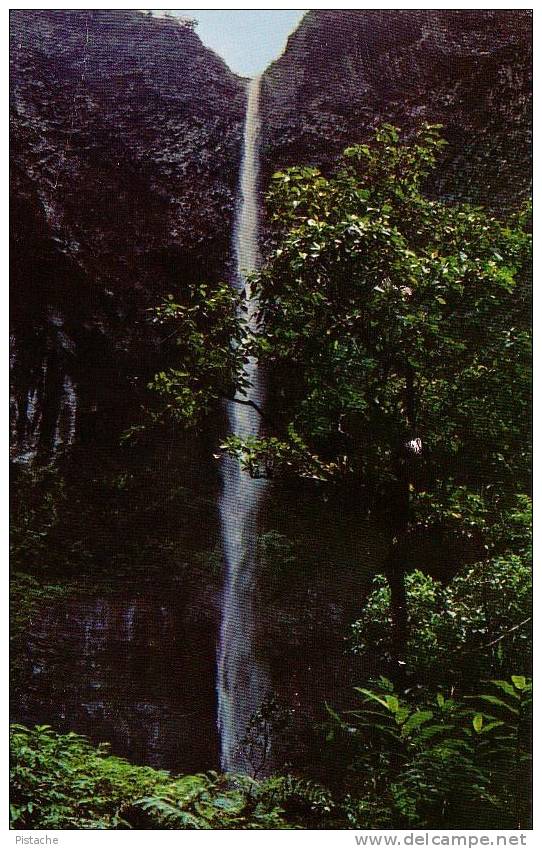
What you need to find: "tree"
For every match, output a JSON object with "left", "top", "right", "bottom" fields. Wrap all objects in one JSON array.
[
  {"left": 148, "top": 124, "right": 531, "bottom": 660},
  {"left": 234, "top": 125, "right": 530, "bottom": 483}
]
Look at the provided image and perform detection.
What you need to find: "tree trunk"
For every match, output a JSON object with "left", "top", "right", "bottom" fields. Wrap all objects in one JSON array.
[{"left": 385, "top": 565, "right": 409, "bottom": 673}]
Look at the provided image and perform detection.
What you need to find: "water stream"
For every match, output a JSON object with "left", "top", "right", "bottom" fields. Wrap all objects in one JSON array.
[{"left": 217, "top": 75, "right": 270, "bottom": 772}]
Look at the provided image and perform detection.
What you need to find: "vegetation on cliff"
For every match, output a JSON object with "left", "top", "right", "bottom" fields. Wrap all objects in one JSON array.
[{"left": 147, "top": 123, "right": 530, "bottom": 652}]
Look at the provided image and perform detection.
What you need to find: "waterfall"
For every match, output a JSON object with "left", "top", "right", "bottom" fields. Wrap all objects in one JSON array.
[
  {"left": 10, "top": 327, "right": 78, "bottom": 464},
  {"left": 217, "top": 75, "right": 269, "bottom": 773}
]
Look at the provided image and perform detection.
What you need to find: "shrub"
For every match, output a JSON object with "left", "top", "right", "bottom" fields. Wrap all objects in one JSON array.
[
  {"left": 325, "top": 675, "right": 532, "bottom": 829},
  {"left": 351, "top": 553, "right": 531, "bottom": 685}
]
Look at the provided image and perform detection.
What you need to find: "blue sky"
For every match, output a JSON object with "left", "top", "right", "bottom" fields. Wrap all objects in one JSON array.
[{"left": 173, "top": 10, "right": 307, "bottom": 77}]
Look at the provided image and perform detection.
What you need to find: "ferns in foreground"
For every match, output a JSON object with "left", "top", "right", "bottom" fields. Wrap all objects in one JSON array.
[{"left": 10, "top": 725, "right": 332, "bottom": 830}]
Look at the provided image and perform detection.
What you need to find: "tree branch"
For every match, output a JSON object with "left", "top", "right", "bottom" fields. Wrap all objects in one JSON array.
[
  {"left": 225, "top": 395, "right": 267, "bottom": 420},
  {"left": 462, "top": 617, "right": 531, "bottom": 654}
]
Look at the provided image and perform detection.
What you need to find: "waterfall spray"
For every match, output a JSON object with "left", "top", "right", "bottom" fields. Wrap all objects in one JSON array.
[{"left": 217, "top": 75, "right": 269, "bottom": 773}]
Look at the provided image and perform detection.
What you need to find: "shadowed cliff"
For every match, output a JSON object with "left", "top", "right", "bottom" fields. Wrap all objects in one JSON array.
[
  {"left": 261, "top": 10, "right": 532, "bottom": 210},
  {"left": 10, "top": 9, "right": 246, "bottom": 457}
]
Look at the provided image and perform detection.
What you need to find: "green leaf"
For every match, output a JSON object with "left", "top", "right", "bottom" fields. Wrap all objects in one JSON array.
[
  {"left": 402, "top": 711, "right": 434, "bottom": 735},
  {"left": 474, "top": 695, "right": 519, "bottom": 714},
  {"left": 491, "top": 680, "right": 520, "bottom": 698},
  {"left": 395, "top": 707, "right": 410, "bottom": 725},
  {"left": 385, "top": 695, "right": 400, "bottom": 714},
  {"left": 478, "top": 720, "right": 505, "bottom": 734},
  {"left": 354, "top": 688, "right": 390, "bottom": 709},
  {"left": 472, "top": 714, "right": 484, "bottom": 732}
]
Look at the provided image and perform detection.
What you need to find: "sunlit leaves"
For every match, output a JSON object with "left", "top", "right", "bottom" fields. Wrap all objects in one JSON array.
[
  {"left": 144, "top": 280, "right": 254, "bottom": 430},
  {"left": 244, "top": 123, "right": 531, "bottom": 498},
  {"left": 326, "top": 674, "right": 531, "bottom": 829},
  {"left": 9, "top": 725, "right": 303, "bottom": 829},
  {"left": 142, "top": 123, "right": 530, "bottom": 512}
]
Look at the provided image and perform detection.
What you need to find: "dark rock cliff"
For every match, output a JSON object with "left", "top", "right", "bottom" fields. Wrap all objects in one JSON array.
[
  {"left": 10, "top": 10, "right": 532, "bottom": 461},
  {"left": 10, "top": 9, "right": 245, "bottom": 459},
  {"left": 261, "top": 10, "right": 532, "bottom": 209}
]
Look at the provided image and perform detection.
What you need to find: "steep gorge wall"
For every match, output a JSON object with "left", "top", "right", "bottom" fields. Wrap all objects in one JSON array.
[
  {"left": 10, "top": 9, "right": 246, "bottom": 459},
  {"left": 261, "top": 10, "right": 532, "bottom": 210}
]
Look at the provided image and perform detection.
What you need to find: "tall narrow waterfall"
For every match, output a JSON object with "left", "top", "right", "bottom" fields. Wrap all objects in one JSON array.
[{"left": 217, "top": 75, "right": 269, "bottom": 773}]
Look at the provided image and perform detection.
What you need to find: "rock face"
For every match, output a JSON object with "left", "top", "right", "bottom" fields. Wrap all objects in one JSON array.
[
  {"left": 10, "top": 10, "right": 245, "bottom": 458},
  {"left": 14, "top": 579, "right": 221, "bottom": 772},
  {"left": 261, "top": 10, "right": 532, "bottom": 209}
]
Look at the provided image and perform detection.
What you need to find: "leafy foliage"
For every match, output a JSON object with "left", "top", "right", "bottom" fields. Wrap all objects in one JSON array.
[
  {"left": 142, "top": 125, "right": 531, "bottom": 579},
  {"left": 240, "top": 694, "right": 294, "bottom": 778},
  {"left": 10, "top": 465, "right": 66, "bottom": 568},
  {"left": 142, "top": 282, "right": 247, "bottom": 431},
  {"left": 351, "top": 559, "right": 531, "bottom": 683},
  {"left": 10, "top": 725, "right": 319, "bottom": 829},
  {"left": 10, "top": 573, "right": 78, "bottom": 687},
  {"left": 10, "top": 573, "right": 74, "bottom": 646},
  {"left": 325, "top": 675, "right": 531, "bottom": 829},
  {"left": 10, "top": 674, "right": 531, "bottom": 831},
  {"left": 12, "top": 124, "right": 531, "bottom": 832},
  {"left": 351, "top": 496, "right": 531, "bottom": 682},
  {"left": 257, "top": 531, "right": 297, "bottom": 582},
  {"left": 11, "top": 724, "right": 173, "bottom": 829},
  {"left": 232, "top": 126, "right": 530, "bottom": 506}
]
